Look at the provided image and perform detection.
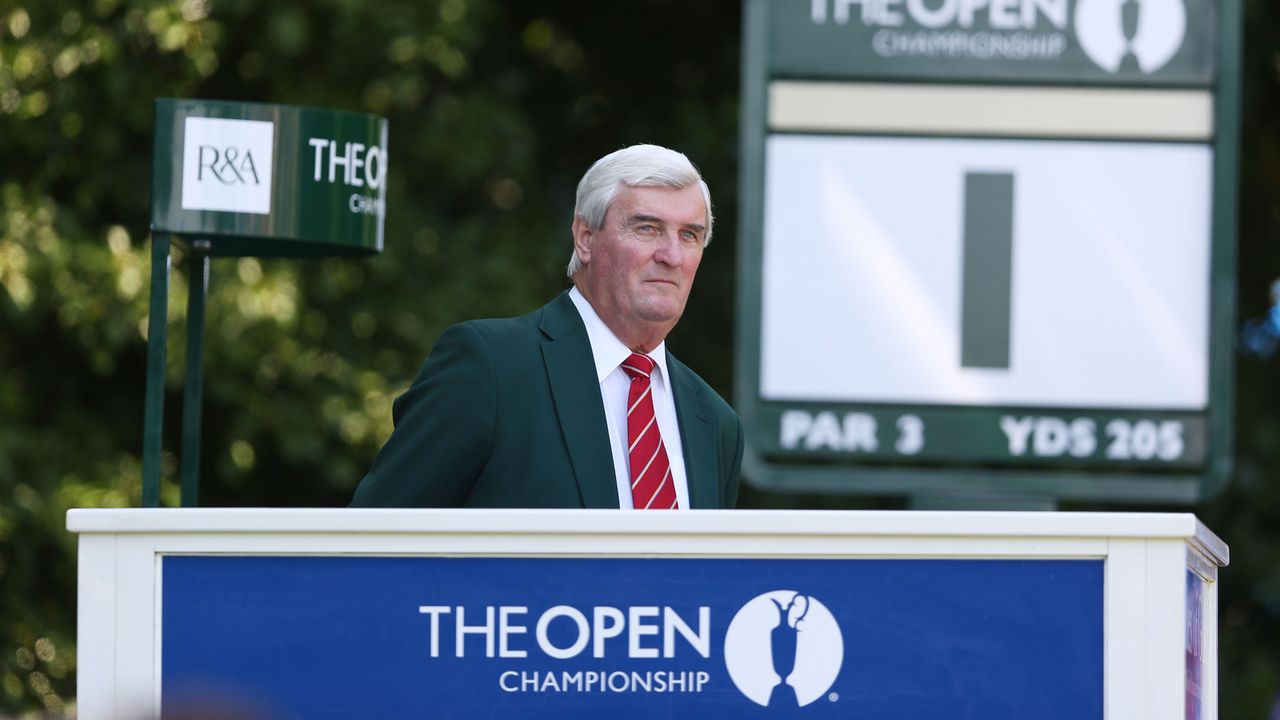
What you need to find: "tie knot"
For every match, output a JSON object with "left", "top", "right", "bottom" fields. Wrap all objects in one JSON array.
[{"left": 621, "top": 353, "right": 656, "bottom": 380}]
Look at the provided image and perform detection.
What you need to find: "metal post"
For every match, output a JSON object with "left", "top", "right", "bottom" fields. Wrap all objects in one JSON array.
[
  {"left": 180, "top": 241, "right": 211, "bottom": 507},
  {"left": 142, "top": 233, "right": 171, "bottom": 507}
]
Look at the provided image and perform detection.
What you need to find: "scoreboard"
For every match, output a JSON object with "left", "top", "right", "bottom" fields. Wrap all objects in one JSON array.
[{"left": 734, "top": 0, "right": 1240, "bottom": 503}]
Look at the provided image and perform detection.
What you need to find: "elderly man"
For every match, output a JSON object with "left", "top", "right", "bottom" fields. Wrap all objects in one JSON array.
[{"left": 351, "top": 144, "right": 742, "bottom": 509}]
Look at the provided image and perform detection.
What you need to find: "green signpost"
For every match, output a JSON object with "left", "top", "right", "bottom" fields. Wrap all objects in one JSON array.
[
  {"left": 735, "top": 0, "right": 1240, "bottom": 507},
  {"left": 144, "top": 99, "right": 388, "bottom": 507}
]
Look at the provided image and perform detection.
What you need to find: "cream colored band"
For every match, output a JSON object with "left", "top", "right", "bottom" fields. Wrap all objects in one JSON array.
[{"left": 769, "top": 81, "right": 1214, "bottom": 140}]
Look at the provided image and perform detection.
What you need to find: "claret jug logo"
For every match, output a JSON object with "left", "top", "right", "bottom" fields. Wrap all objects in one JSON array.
[
  {"left": 181, "top": 117, "right": 274, "bottom": 215},
  {"left": 723, "top": 591, "right": 844, "bottom": 707},
  {"left": 1075, "top": 0, "right": 1187, "bottom": 73}
]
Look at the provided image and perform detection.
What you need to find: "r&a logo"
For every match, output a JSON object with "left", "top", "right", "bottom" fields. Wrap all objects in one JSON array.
[
  {"left": 723, "top": 590, "right": 844, "bottom": 707},
  {"left": 181, "top": 116, "right": 274, "bottom": 215},
  {"left": 195, "top": 145, "right": 261, "bottom": 185}
]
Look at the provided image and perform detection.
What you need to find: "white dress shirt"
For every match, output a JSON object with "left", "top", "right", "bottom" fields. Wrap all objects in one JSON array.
[{"left": 568, "top": 286, "right": 690, "bottom": 509}]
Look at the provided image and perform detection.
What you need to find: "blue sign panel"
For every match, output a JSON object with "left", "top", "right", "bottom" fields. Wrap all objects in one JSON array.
[
  {"left": 1186, "top": 568, "right": 1205, "bottom": 720},
  {"left": 162, "top": 557, "right": 1102, "bottom": 719}
]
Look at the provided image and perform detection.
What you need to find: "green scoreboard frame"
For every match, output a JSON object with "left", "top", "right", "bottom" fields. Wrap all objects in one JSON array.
[{"left": 734, "top": 0, "right": 1241, "bottom": 504}]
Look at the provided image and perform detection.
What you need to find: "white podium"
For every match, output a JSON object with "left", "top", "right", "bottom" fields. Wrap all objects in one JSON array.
[{"left": 68, "top": 509, "right": 1227, "bottom": 719}]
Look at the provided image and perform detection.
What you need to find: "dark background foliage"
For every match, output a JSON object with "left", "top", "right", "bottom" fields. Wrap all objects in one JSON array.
[{"left": 0, "top": 0, "right": 1277, "bottom": 715}]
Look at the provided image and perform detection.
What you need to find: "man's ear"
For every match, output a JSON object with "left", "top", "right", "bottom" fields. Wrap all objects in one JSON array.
[{"left": 571, "top": 216, "right": 593, "bottom": 264}]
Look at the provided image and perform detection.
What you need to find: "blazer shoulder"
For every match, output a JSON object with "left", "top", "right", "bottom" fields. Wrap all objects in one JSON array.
[
  {"left": 667, "top": 353, "right": 738, "bottom": 424},
  {"left": 458, "top": 291, "right": 577, "bottom": 341},
  {"left": 453, "top": 304, "right": 548, "bottom": 351}
]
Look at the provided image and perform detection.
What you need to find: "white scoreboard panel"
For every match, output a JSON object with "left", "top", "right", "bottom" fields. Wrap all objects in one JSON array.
[{"left": 760, "top": 134, "right": 1212, "bottom": 410}]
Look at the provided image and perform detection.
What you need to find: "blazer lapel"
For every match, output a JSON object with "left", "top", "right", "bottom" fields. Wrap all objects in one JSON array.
[
  {"left": 539, "top": 293, "right": 619, "bottom": 509},
  {"left": 668, "top": 355, "right": 718, "bottom": 509}
]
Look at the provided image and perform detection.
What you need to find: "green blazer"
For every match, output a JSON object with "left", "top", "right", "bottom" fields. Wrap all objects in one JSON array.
[{"left": 350, "top": 292, "right": 743, "bottom": 508}]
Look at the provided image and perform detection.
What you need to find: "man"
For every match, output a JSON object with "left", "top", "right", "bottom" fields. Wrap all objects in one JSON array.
[{"left": 351, "top": 144, "right": 742, "bottom": 509}]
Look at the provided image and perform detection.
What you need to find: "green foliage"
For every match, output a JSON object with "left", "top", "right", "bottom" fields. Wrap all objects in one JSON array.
[
  {"left": 1199, "top": 3, "right": 1280, "bottom": 717},
  {"left": 0, "top": 0, "right": 740, "bottom": 713},
  {"left": 1, "top": 0, "right": 1279, "bottom": 717}
]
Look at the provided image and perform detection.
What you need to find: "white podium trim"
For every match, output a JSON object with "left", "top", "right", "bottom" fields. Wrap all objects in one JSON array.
[{"left": 69, "top": 509, "right": 1225, "bottom": 720}]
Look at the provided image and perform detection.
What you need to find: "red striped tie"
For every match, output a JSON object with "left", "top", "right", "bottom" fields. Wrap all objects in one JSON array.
[{"left": 621, "top": 353, "right": 677, "bottom": 510}]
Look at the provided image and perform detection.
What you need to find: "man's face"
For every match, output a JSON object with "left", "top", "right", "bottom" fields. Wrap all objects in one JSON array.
[{"left": 573, "top": 184, "right": 707, "bottom": 350}]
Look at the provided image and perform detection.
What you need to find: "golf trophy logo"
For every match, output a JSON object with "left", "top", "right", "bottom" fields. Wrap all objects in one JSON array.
[
  {"left": 1075, "top": 0, "right": 1187, "bottom": 74},
  {"left": 723, "top": 591, "right": 844, "bottom": 707}
]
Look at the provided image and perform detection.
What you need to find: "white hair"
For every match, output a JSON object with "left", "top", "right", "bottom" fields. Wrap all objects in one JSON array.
[{"left": 566, "top": 144, "right": 713, "bottom": 278}]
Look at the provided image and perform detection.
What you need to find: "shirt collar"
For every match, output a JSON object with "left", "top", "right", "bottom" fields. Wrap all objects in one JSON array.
[{"left": 568, "top": 286, "right": 668, "bottom": 385}]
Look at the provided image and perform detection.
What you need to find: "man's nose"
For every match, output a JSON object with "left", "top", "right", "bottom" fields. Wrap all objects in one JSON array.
[{"left": 653, "top": 232, "right": 683, "bottom": 266}]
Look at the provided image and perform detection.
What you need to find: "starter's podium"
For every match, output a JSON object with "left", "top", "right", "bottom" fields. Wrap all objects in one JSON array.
[{"left": 68, "top": 509, "right": 1227, "bottom": 719}]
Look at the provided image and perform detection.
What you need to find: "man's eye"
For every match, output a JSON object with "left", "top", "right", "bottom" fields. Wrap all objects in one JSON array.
[
  {"left": 637, "top": 224, "right": 658, "bottom": 234},
  {"left": 680, "top": 230, "right": 700, "bottom": 243}
]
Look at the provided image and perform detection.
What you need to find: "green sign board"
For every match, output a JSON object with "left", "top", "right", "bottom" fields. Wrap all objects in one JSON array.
[
  {"left": 735, "top": 0, "right": 1240, "bottom": 505},
  {"left": 143, "top": 99, "right": 388, "bottom": 509},
  {"left": 150, "top": 98, "right": 387, "bottom": 256},
  {"left": 773, "top": 0, "right": 1216, "bottom": 85}
]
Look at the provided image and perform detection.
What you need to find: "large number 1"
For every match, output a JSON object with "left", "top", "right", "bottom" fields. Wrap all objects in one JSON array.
[{"left": 960, "top": 172, "right": 1015, "bottom": 370}]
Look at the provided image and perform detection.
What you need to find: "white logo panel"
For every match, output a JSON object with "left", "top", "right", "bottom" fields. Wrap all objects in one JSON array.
[
  {"left": 181, "top": 117, "right": 275, "bottom": 214},
  {"left": 1075, "top": 0, "right": 1187, "bottom": 73},
  {"left": 760, "top": 134, "right": 1211, "bottom": 410},
  {"left": 723, "top": 591, "right": 843, "bottom": 707}
]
